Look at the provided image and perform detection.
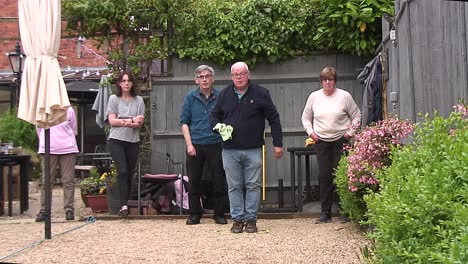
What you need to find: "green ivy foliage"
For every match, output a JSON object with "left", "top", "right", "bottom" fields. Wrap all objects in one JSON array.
[
  {"left": 365, "top": 110, "right": 467, "bottom": 263},
  {"left": 62, "top": 0, "right": 170, "bottom": 74},
  {"left": 63, "top": 0, "right": 394, "bottom": 69},
  {"left": 173, "top": 0, "right": 393, "bottom": 67},
  {"left": 312, "top": 0, "right": 394, "bottom": 56},
  {"left": 173, "top": 0, "right": 319, "bottom": 67}
]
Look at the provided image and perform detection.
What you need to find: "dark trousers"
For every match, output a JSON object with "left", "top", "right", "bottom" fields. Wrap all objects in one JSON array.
[
  {"left": 186, "top": 142, "right": 228, "bottom": 217},
  {"left": 108, "top": 139, "right": 140, "bottom": 206},
  {"left": 314, "top": 136, "right": 348, "bottom": 214}
]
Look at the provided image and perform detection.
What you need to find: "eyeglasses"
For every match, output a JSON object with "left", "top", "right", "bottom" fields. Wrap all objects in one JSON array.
[
  {"left": 121, "top": 79, "right": 133, "bottom": 83},
  {"left": 196, "top": 74, "right": 213, "bottom": 80},
  {"left": 231, "top": 71, "right": 249, "bottom": 78}
]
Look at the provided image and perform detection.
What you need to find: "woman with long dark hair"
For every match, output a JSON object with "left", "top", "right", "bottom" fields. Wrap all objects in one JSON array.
[{"left": 106, "top": 71, "right": 145, "bottom": 216}]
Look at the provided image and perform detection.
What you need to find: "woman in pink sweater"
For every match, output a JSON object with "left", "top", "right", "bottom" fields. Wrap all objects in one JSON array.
[{"left": 35, "top": 106, "right": 79, "bottom": 222}]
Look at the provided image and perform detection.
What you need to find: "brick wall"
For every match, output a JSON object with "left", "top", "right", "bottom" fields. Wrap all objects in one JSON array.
[
  {"left": 3, "top": 0, "right": 18, "bottom": 17},
  {"left": 0, "top": 1, "right": 108, "bottom": 73}
]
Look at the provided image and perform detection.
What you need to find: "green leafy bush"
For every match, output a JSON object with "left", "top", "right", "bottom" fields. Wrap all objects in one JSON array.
[
  {"left": 335, "top": 155, "right": 368, "bottom": 223},
  {"left": 335, "top": 117, "right": 413, "bottom": 223},
  {"left": 0, "top": 110, "right": 41, "bottom": 180},
  {"left": 365, "top": 104, "right": 467, "bottom": 263},
  {"left": 174, "top": 0, "right": 320, "bottom": 67},
  {"left": 313, "top": 0, "right": 394, "bottom": 56},
  {"left": 174, "top": 0, "right": 394, "bottom": 66},
  {"left": 63, "top": 0, "right": 395, "bottom": 69},
  {"left": 0, "top": 110, "right": 37, "bottom": 150}
]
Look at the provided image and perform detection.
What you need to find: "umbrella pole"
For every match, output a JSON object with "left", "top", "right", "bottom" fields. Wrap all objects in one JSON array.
[{"left": 44, "top": 129, "right": 52, "bottom": 239}]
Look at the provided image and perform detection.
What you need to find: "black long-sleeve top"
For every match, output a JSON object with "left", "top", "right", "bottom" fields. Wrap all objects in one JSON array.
[{"left": 210, "top": 81, "right": 283, "bottom": 149}]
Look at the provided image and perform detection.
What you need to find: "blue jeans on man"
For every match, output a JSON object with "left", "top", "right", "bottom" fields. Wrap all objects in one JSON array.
[{"left": 222, "top": 148, "right": 262, "bottom": 222}]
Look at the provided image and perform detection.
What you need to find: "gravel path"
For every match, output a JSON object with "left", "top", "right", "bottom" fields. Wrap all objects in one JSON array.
[{"left": 0, "top": 185, "right": 370, "bottom": 263}]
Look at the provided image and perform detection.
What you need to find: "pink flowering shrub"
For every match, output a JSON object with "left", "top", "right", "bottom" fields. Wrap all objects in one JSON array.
[
  {"left": 453, "top": 101, "right": 468, "bottom": 118},
  {"left": 365, "top": 102, "right": 467, "bottom": 263},
  {"left": 335, "top": 117, "right": 413, "bottom": 222},
  {"left": 346, "top": 117, "right": 414, "bottom": 193}
]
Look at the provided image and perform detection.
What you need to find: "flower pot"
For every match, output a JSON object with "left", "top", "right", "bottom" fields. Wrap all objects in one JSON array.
[
  {"left": 80, "top": 192, "right": 89, "bottom": 207},
  {"left": 86, "top": 194, "right": 108, "bottom": 213}
]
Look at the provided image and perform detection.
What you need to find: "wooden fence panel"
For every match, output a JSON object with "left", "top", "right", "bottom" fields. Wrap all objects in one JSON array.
[
  {"left": 384, "top": 0, "right": 468, "bottom": 121},
  {"left": 150, "top": 55, "right": 365, "bottom": 203}
]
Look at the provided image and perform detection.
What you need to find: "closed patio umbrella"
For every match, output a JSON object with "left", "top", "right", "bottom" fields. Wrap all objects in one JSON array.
[
  {"left": 17, "top": 0, "right": 70, "bottom": 239},
  {"left": 18, "top": 0, "right": 70, "bottom": 127}
]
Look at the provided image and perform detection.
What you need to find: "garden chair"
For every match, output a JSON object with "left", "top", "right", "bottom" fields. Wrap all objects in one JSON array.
[{"left": 135, "top": 150, "right": 185, "bottom": 215}]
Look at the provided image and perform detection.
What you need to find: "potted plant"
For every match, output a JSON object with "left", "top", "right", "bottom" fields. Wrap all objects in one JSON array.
[{"left": 79, "top": 168, "right": 107, "bottom": 212}]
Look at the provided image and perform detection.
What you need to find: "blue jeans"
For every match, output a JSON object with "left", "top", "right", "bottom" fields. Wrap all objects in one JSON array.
[{"left": 222, "top": 148, "right": 262, "bottom": 222}]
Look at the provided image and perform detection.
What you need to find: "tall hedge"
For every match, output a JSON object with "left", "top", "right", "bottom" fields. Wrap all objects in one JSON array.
[
  {"left": 173, "top": 0, "right": 394, "bottom": 67},
  {"left": 365, "top": 108, "right": 467, "bottom": 263},
  {"left": 63, "top": 0, "right": 394, "bottom": 69}
]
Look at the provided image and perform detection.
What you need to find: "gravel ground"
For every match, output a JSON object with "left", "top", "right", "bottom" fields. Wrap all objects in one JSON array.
[{"left": 0, "top": 185, "right": 370, "bottom": 264}]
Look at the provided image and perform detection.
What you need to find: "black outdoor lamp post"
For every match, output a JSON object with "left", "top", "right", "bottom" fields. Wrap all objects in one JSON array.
[{"left": 7, "top": 42, "right": 26, "bottom": 108}]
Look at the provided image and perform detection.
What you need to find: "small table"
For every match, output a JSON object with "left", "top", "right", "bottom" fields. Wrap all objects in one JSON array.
[
  {"left": 82, "top": 153, "right": 112, "bottom": 173},
  {"left": 82, "top": 152, "right": 111, "bottom": 161},
  {"left": 75, "top": 153, "right": 111, "bottom": 179},
  {"left": 0, "top": 154, "right": 31, "bottom": 216},
  {"left": 287, "top": 146, "right": 317, "bottom": 212}
]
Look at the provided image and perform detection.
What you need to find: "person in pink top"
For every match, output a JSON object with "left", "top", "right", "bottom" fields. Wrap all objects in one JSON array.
[{"left": 35, "top": 107, "right": 79, "bottom": 222}]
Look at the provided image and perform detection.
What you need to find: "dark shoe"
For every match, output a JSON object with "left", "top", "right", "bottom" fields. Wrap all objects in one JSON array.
[
  {"left": 339, "top": 214, "right": 350, "bottom": 223},
  {"left": 65, "top": 210, "right": 75, "bottom": 221},
  {"left": 35, "top": 212, "right": 45, "bottom": 222},
  {"left": 315, "top": 213, "right": 332, "bottom": 224},
  {"left": 214, "top": 216, "right": 228, "bottom": 225},
  {"left": 119, "top": 206, "right": 129, "bottom": 217},
  {"left": 245, "top": 221, "right": 258, "bottom": 233},
  {"left": 186, "top": 216, "right": 201, "bottom": 225},
  {"left": 230, "top": 221, "right": 244, "bottom": 233}
]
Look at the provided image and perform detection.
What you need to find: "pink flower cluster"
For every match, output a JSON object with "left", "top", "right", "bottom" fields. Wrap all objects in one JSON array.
[
  {"left": 453, "top": 102, "right": 468, "bottom": 118},
  {"left": 346, "top": 117, "right": 414, "bottom": 192}
]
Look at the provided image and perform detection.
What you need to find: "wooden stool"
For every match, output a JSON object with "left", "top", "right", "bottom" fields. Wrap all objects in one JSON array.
[{"left": 127, "top": 200, "right": 154, "bottom": 215}]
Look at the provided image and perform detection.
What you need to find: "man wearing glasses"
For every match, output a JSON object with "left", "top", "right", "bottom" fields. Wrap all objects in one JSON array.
[
  {"left": 211, "top": 61, "right": 284, "bottom": 233},
  {"left": 180, "top": 65, "right": 229, "bottom": 225}
]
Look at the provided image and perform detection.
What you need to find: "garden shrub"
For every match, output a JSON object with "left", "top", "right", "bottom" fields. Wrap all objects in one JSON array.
[
  {"left": 365, "top": 103, "right": 467, "bottom": 263},
  {"left": 0, "top": 110, "right": 41, "bottom": 180},
  {"left": 335, "top": 155, "right": 368, "bottom": 223},
  {"left": 335, "top": 117, "right": 413, "bottom": 223},
  {"left": 173, "top": 0, "right": 394, "bottom": 67},
  {"left": 63, "top": 0, "right": 395, "bottom": 69},
  {"left": 0, "top": 110, "right": 37, "bottom": 150}
]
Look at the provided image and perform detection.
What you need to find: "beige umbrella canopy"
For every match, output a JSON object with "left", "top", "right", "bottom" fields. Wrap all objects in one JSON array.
[
  {"left": 17, "top": 0, "right": 70, "bottom": 240},
  {"left": 17, "top": 0, "right": 70, "bottom": 128}
]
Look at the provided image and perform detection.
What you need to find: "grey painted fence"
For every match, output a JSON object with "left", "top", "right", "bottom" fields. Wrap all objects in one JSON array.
[
  {"left": 383, "top": 0, "right": 468, "bottom": 121},
  {"left": 149, "top": 54, "right": 365, "bottom": 203}
]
